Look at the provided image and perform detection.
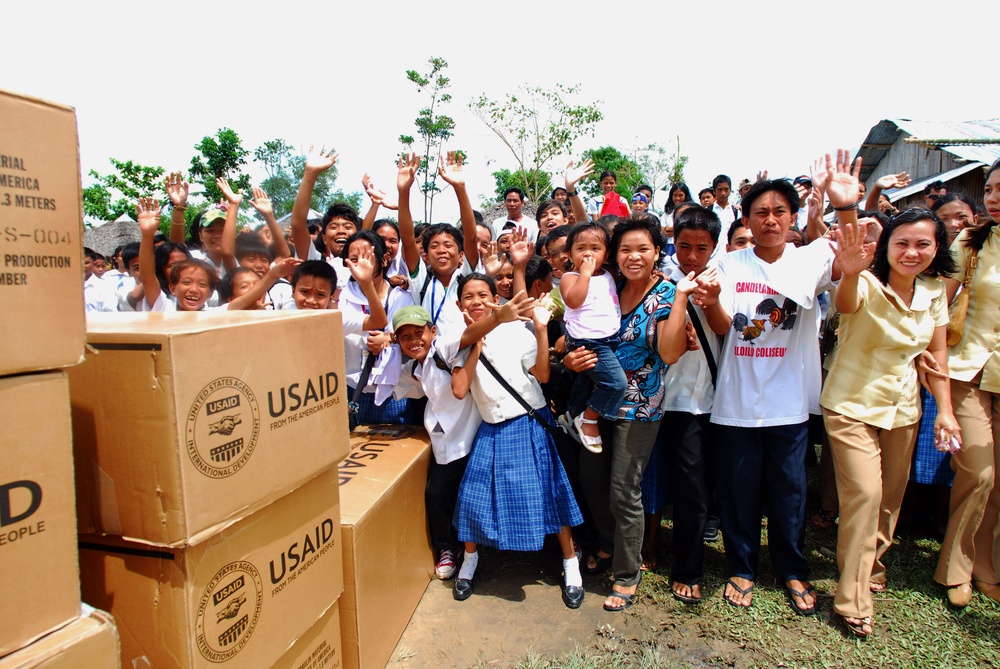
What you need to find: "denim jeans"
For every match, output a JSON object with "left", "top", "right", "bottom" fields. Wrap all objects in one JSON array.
[{"left": 565, "top": 335, "right": 627, "bottom": 421}]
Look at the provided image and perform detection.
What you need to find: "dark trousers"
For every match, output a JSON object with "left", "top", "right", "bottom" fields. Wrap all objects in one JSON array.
[
  {"left": 716, "top": 421, "right": 810, "bottom": 582},
  {"left": 666, "top": 411, "right": 713, "bottom": 585},
  {"left": 426, "top": 453, "right": 469, "bottom": 552}
]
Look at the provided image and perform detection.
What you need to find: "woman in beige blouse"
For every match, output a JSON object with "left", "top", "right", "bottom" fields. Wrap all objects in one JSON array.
[{"left": 935, "top": 158, "right": 1000, "bottom": 609}]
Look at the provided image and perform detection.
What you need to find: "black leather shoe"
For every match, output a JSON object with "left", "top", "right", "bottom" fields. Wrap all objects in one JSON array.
[
  {"left": 562, "top": 584, "right": 584, "bottom": 609},
  {"left": 454, "top": 578, "right": 474, "bottom": 601}
]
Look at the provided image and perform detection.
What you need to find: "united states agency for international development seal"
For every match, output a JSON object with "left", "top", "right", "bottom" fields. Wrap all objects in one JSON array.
[
  {"left": 196, "top": 560, "right": 263, "bottom": 662},
  {"left": 186, "top": 377, "right": 261, "bottom": 478}
]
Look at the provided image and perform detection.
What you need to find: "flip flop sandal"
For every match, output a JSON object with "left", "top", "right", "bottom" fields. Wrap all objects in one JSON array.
[
  {"left": 785, "top": 584, "right": 818, "bottom": 616},
  {"left": 670, "top": 581, "right": 702, "bottom": 605},
  {"left": 839, "top": 614, "right": 872, "bottom": 639},
  {"left": 584, "top": 552, "right": 613, "bottom": 575},
  {"left": 604, "top": 572, "right": 642, "bottom": 611},
  {"left": 724, "top": 578, "right": 754, "bottom": 608}
]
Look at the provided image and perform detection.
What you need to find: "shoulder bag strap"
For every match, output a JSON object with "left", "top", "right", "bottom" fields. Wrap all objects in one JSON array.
[
  {"left": 687, "top": 302, "right": 718, "bottom": 387},
  {"left": 479, "top": 355, "right": 562, "bottom": 439}
]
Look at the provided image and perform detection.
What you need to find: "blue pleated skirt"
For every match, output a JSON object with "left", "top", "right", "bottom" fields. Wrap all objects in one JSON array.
[{"left": 455, "top": 411, "right": 583, "bottom": 551}]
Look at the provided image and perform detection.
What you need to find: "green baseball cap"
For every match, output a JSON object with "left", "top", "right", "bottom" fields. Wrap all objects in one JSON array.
[{"left": 392, "top": 305, "right": 433, "bottom": 331}]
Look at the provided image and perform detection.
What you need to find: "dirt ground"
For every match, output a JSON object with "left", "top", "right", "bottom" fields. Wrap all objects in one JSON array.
[{"left": 388, "top": 545, "right": 756, "bottom": 669}]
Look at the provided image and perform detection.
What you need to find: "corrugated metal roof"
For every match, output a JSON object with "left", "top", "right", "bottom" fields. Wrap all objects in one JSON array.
[
  {"left": 857, "top": 118, "right": 1000, "bottom": 181},
  {"left": 882, "top": 162, "right": 985, "bottom": 202}
]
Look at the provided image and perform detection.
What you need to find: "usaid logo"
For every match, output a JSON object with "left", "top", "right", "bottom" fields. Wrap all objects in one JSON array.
[
  {"left": 195, "top": 560, "right": 263, "bottom": 662},
  {"left": 186, "top": 378, "right": 261, "bottom": 479}
]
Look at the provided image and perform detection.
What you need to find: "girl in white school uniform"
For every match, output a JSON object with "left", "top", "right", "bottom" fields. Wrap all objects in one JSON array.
[{"left": 449, "top": 273, "right": 585, "bottom": 609}]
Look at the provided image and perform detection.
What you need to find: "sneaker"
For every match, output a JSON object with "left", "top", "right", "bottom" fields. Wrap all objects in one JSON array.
[
  {"left": 703, "top": 516, "right": 720, "bottom": 542},
  {"left": 435, "top": 549, "right": 457, "bottom": 580}
]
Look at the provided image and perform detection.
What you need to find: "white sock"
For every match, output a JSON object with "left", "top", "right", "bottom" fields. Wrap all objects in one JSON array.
[
  {"left": 458, "top": 551, "right": 479, "bottom": 581},
  {"left": 563, "top": 556, "right": 582, "bottom": 588}
]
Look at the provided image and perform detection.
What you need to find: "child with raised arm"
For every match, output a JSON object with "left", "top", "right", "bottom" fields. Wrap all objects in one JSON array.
[
  {"left": 137, "top": 198, "right": 217, "bottom": 312},
  {"left": 397, "top": 151, "right": 481, "bottom": 339},
  {"left": 448, "top": 274, "right": 585, "bottom": 609},
  {"left": 558, "top": 221, "right": 627, "bottom": 453}
]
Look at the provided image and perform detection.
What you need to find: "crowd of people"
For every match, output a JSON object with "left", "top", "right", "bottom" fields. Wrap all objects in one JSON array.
[{"left": 81, "top": 147, "right": 1000, "bottom": 638}]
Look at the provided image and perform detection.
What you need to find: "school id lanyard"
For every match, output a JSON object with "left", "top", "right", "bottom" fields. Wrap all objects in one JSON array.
[{"left": 428, "top": 278, "right": 446, "bottom": 325}]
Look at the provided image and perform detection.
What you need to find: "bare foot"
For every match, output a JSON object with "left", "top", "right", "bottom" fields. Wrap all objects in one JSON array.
[{"left": 869, "top": 580, "right": 887, "bottom": 593}]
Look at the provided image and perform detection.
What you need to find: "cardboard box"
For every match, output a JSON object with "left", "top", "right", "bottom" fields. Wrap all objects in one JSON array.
[
  {"left": 0, "top": 606, "right": 120, "bottom": 669},
  {"left": 272, "top": 599, "right": 342, "bottom": 669},
  {"left": 79, "top": 468, "right": 344, "bottom": 669},
  {"left": 338, "top": 425, "right": 433, "bottom": 669},
  {"left": 0, "top": 373, "right": 80, "bottom": 657},
  {"left": 69, "top": 310, "right": 350, "bottom": 545},
  {"left": 0, "top": 88, "right": 85, "bottom": 378}
]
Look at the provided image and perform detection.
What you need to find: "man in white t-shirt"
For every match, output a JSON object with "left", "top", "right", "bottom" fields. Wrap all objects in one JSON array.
[
  {"left": 702, "top": 178, "right": 836, "bottom": 615},
  {"left": 491, "top": 187, "right": 538, "bottom": 241},
  {"left": 711, "top": 174, "right": 740, "bottom": 231}
]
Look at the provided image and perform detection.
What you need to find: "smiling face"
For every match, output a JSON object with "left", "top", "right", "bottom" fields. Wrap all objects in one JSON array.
[
  {"left": 546, "top": 238, "right": 571, "bottom": 278},
  {"left": 475, "top": 225, "right": 491, "bottom": 261},
  {"left": 675, "top": 228, "right": 716, "bottom": 276},
  {"left": 600, "top": 176, "right": 616, "bottom": 194},
  {"left": 395, "top": 323, "right": 435, "bottom": 363},
  {"left": 293, "top": 276, "right": 333, "bottom": 310},
  {"left": 745, "top": 190, "right": 796, "bottom": 260},
  {"left": 457, "top": 279, "right": 496, "bottom": 323},
  {"left": 427, "top": 231, "right": 463, "bottom": 277},
  {"left": 376, "top": 224, "right": 400, "bottom": 260},
  {"left": 538, "top": 204, "right": 567, "bottom": 232},
  {"left": 672, "top": 189, "right": 688, "bottom": 205},
  {"left": 241, "top": 252, "right": 271, "bottom": 278},
  {"left": 887, "top": 219, "right": 938, "bottom": 282},
  {"left": 230, "top": 271, "right": 261, "bottom": 300},
  {"left": 495, "top": 261, "right": 515, "bottom": 299},
  {"left": 324, "top": 217, "right": 357, "bottom": 256},
  {"left": 170, "top": 266, "right": 212, "bottom": 311},
  {"left": 616, "top": 229, "right": 660, "bottom": 284},
  {"left": 569, "top": 229, "right": 608, "bottom": 272},
  {"left": 200, "top": 220, "right": 225, "bottom": 253}
]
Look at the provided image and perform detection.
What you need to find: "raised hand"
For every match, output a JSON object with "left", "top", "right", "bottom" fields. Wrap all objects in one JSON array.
[
  {"left": 824, "top": 149, "right": 862, "bottom": 209},
  {"left": 564, "top": 158, "right": 595, "bottom": 191},
  {"left": 508, "top": 227, "right": 532, "bottom": 269},
  {"left": 809, "top": 156, "right": 831, "bottom": 194},
  {"left": 437, "top": 150, "right": 466, "bottom": 187},
  {"left": 532, "top": 297, "right": 553, "bottom": 329},
  {"left": 345, "top": 244, "right": 377, "bottom": 284},
  {"left": 756, "top": 170, "right": 769, "bottom": 182},
  {"left": 216, "top": 177, "right": 243, "bottom": 206},
  {"left": 269, "top": 256, "right": 302, "bottom": 279},
  {"left": 832, "top": 218, "right": 871, "bottom": 277},
  {"left": 482, "top": 241, "right": 501, "bottom": 276},
  {"left": 165, "top": 172, "right": 189, "bottom": 207},
  {"left": 397, "top": 152, "right": 420, "bottom": 191},
  {"left": 490, "top": 290, "right": 535, "bottom": 323},
  {"left": 363, "top": 173, "right": 397, "bottom": 210},
  {"left": 676, "top": 270, "right": 698, "bottom": 296},
  {"left": 136, "top": 197, "right": 161, "bottom": 235},
  {"left": 249, "top": 187, "right": 273, "bottom": 217},
  {"left": 875, "top": 171, "right": 911, "bottom": 191},
  {"left": 305, "top": 145, "right": 338, "bottom": 176}
]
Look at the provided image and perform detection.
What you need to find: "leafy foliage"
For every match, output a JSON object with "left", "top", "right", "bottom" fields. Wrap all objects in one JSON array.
[
  {"left": 82, "top": 158, "right": 166, "bottom": 221},
  {"left": 580, "top": 146, "right": 645, "bottom": 200},
  {"left": 190, "top": 128, "right": 251, "bottom": 203},
  {"left": 491, "top": 168, "right": 552, "bottom": 203},
  {"left": 400, "top": 57, "right": 457, "bottom": 223},
  {"left": 253, "top": 139, "right": 346, "bottom": 218},
  {"left": 470, "top": 83, "right": 603, "bottom": 203}
]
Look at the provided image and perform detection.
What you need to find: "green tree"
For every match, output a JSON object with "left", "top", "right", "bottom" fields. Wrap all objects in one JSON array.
[
  {"left": 470, "top": 83, "right": 603, "bottom": 203},
  {"left": 82, "top": 158, "right": 166, "bottom": 221},
  {"left": 190, "top": 128, "right": 251, "bottom": 203},
  {"left": 253, "top": 139, "right": 343, "bottom": 218},
  {"left": 491, "top": 168, "right": 552, "bottom": 203},
  {"left": 665, "top": 136, "right": 689, "bottom": 187},
  {"left": 400, "top": 57, "right": 457, "bottom": 223},
  {"left": 580, "top": 146, "right": 645, "bottom": 200}
]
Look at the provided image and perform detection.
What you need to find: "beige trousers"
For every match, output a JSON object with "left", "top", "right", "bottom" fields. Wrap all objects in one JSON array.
[
  {"left": 934, "top": 376, "right": 1000, "bottom": 586},
  {"left": 824, "top": 409, "right": 918, "bottom": 618}
]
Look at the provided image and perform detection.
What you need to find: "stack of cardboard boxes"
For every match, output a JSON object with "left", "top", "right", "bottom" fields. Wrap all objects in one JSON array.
[
  {"left": 70, "top": 311, "right": 352, "bottom": 669},
  {"left": 0, "top": 89, "right": 120, "bottom": 667}
]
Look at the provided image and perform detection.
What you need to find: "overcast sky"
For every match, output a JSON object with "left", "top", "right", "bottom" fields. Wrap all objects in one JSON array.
[{"left": 5, "top": 0, "right": 991, "bottom": 221}]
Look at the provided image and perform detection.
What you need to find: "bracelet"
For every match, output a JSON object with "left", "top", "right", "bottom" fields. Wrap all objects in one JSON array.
[
  {"left": 833, "top": 202, "right": 857, "bottom": 212},
  {"left": 567, "top": 189, "right": 578, "bottom": 197},
  {"left": 173, "top": 203, "right": 187, "bottom": 211}
]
